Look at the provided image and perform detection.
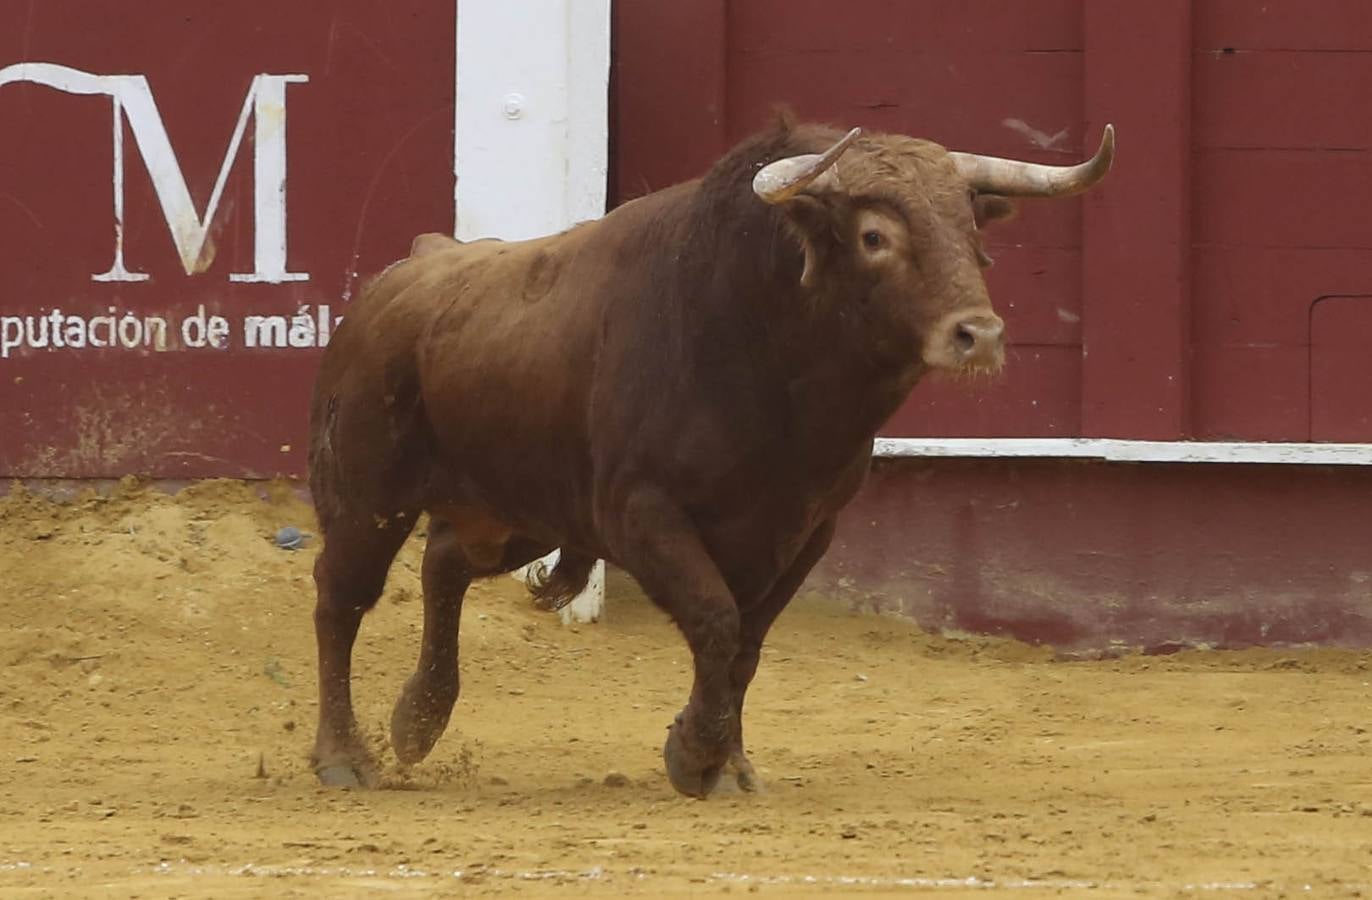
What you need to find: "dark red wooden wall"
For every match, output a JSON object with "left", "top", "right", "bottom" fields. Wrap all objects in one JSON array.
[
  {"left": 613, "top": 0, "right": 1372, "bottom": 442},
  {"left": 2, "top": 2, "right": 1369, "bottom": 480},
  {"left": 1191, "top": 1, "right": 1372, "bottom": 441}
]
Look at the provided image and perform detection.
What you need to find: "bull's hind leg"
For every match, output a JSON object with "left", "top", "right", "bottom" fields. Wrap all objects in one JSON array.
[
  {"left": 389, "top": 518, "right": 470, "bottom": 764},
  {"left": 312, "top": 511, "right": 417, "bottom": 787},
  {"left": 390, "top": 519, "right": 554, "bottom": 765}
]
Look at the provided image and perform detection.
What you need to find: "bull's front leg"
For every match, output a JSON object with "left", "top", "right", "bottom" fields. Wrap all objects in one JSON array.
[
  {"left": 725, "top": 517, "right": 838, "bottom": 792},
  {"left": 610, "top": 489, "right": 740, "bottom": 799}
]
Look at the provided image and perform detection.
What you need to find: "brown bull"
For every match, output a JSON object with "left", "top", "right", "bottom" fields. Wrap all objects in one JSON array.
[{"left": 307, "top": 116, "right": 1114, "bottom": 797}]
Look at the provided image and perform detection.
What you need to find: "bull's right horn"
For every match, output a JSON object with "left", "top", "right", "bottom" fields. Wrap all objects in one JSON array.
[
  {"left": 753, "top": 127, "right": 862, "bottom": 204},
  {"left": 950, "top": 124, "right": 1116, "bottom": 197}
]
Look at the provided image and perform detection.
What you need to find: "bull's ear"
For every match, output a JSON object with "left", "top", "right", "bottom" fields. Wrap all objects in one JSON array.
[
  {"left": 783, "top": 195, "right": 839, "bottom": 288},
  {"left": 973, "top": 194, "right": 1017, "bottom": 229}
]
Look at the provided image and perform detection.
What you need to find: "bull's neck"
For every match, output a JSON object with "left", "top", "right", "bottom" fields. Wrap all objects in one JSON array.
[{"left": 768, "top": 274, "right": 925, "bottom": 459}]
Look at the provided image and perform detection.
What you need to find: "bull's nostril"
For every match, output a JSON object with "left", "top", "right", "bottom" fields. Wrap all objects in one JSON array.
[{"left": 953, "top": 324, "right": 977, "bottom": 354}]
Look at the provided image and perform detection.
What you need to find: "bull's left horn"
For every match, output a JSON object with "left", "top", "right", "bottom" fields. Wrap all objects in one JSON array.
[
  {"left": 753, "top": 127, "right": 862, "bottom": 204},
  {"left": 950, "top": 124, "right": 1115, "bottom": 197}
]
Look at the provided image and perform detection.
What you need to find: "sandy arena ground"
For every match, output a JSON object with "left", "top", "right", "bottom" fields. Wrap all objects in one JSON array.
[{"left": 2, "top": 479, "right": 1371, "bottom": 898}]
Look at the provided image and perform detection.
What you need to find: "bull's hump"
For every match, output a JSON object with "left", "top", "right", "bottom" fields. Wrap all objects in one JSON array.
[{"left": 409, "top": 232, "right": 463, "bottom": 258}]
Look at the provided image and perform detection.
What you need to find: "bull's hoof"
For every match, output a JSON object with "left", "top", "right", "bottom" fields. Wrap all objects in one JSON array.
[
  {"left": 389, "top": 674, "right": 456, "bottom": 766},
  {"left": 662, "top": 721, "right": 725, "bottom": 799},
  {"left": 316, "top": 763, "right": 367, "bottom": 788},
  {"left": 312, "top": 737, "right": 379, "bottom": 789},
  {"left": 728, "top": 750, "right": 762, "bottom": 793}
]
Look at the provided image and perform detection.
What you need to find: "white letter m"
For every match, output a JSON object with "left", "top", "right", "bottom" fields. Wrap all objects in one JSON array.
[{"left": 0, "top": 62, "right": 308, "bottom": 283}]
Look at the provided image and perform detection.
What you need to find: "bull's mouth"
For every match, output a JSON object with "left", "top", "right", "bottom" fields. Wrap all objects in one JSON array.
[
  {"left": 943, "top": 353, "right": 1006, "bottom": 380},
  {"left": 920, "top": 353, "right": 1006, "bottom": 383}
]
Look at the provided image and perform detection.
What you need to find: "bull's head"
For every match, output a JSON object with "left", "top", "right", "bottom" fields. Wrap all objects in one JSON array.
[{"left": 753, "top": 124, "right": 1115, "bottom": 376}]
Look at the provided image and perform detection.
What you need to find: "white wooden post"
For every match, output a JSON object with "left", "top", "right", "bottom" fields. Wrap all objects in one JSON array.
[{"left": 454, "top": 0, "right": 610, "bottom": 623}]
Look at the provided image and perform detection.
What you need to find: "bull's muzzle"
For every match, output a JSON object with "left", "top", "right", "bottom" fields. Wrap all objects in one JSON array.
[{"left": 927, "top": 310, "right": 1006, "bottom": 373}]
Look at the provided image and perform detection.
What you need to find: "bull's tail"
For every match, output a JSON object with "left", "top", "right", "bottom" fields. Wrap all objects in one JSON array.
[{"left": 528, "top": 550, "right": 597, "bottom": 611}]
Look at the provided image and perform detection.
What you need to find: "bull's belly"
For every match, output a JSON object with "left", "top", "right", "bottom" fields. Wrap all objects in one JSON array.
[{"left": 420, "top": 442, "right": 599, "bottom": 553}]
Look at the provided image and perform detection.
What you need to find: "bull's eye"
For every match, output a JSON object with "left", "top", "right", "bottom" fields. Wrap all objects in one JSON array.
[{"left": 861, "top": 230, "right": 884, "bottom": 250}]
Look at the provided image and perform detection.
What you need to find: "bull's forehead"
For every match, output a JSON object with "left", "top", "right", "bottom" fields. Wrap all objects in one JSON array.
[{"left": 836, "top": 134, "right": 969, "bottom": 212}]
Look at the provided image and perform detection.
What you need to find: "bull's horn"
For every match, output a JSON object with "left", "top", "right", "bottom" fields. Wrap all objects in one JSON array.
[
  {"left": 950, "top": 124, "right": 1115, "bottom": 197},
  {"left": 753, "top": 127, "right": 862, "bottom": 204}
]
